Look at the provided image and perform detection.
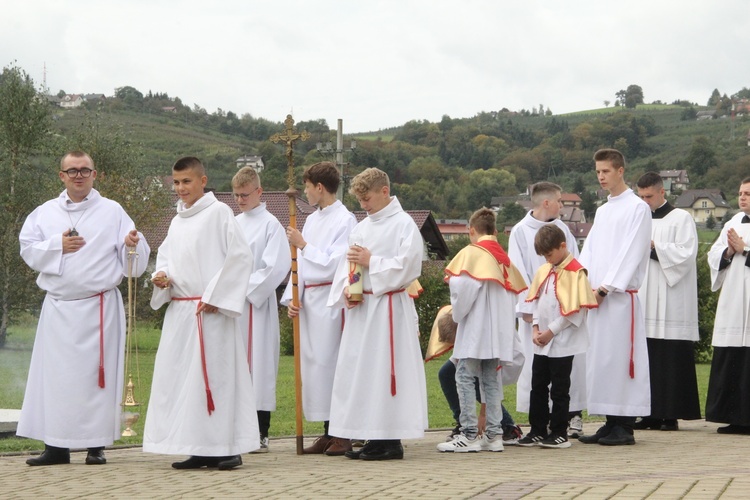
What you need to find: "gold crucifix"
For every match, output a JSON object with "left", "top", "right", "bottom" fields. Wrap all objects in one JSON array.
[{"left": 270, "top": 114, "right": 311, "bottom": 188}]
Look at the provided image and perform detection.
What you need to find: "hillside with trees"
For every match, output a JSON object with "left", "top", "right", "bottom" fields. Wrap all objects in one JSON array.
[
  {"left": 3, "top": 61, "right": 749, "bottom": 351},
  {"left": 49, "top": 81, "right": 750, "bottom": 223}
]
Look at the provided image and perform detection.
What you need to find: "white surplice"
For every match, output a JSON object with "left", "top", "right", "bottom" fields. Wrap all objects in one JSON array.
[
  {"left": 449, "top": 275, "right": 518, "bottom": 363},
  {"left": 143, "top": 192, "right": 259, "bottom": 456},
  {"left": 579, "top": 189, "right": 652, "bottom": 416},
  {"left": 708, "top": 212, "right": 750, "bottom": 346},
  {"left": 17, "top": 189, "right": 150, "bottom": 448},
  {"left": 281, "top": 200, "right": 356, "bottom": 421},
  {"left": 507, "top": 212, "right": 585, "bottom": 413},
  {"left": 236, "top": 203, "right": 291, "bottom": 412},
  {"left": 638, "top": 207, "right": 699, "bottom": 341},
  {"left": 327, "top": 197, "right": 428, "bottom": 439}
]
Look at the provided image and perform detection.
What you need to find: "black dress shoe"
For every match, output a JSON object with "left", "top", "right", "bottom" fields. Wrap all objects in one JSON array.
[
  {"left": 717, "top": 424, "right": 750, "bottom": 434},
  {"left": 345, "top": 440, "right": 380, "bottom": 459},
  {"left": 171, "top": 456, "right": 220, "bottom": 469},
  {"left": 598, "top": 425, "right": 636, "bottom": 446},
  {"left": 660, "top": 420, "right": 679, "bottom": 431},
  {"left": 361, "top": 441, "right": 404, "bottom": 461},
  {"left": 85, "top": 447, "right": 107, "bottom": 465},
  {"left": 633, "top": 417, "right": 662, "bottom": 430},
  {"left": 578, "top": 424, "right": 613, "bottom": 444},
  {"left": 26, "top": 445, "right": 70, "bottom": 466},
  {"left": 217, "top": 455, "right": 242, "bottom": 470}
]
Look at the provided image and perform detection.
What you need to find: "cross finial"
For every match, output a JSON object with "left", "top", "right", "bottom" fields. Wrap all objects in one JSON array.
[{"left": 270, "top": 114, "right": 311, "bottom": 188}]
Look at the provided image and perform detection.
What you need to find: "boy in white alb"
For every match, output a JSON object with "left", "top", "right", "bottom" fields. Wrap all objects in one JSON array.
[
  {"left": 144, "top": 157, "right": 258, "bottom": 471},
  {"left": 578, "top": 148, "right": 652, "bottom": 446},
  {"left": 519, "top": 224, "right": 597, "bottom": 449},
  {"left": 283, "top": 162, "right": 357, "bottom": 456},
  {"left": 232, "top": 167, "right": 291, "bottom": 452},
  {"left": 508, "top": 181, "right": 585, "bottom": 438},
  {"left": 438, "top": 208, "right": 527, "bottom": 453},
  {"left": 328, "top": 168, "right": 427, "bottom": 461}
]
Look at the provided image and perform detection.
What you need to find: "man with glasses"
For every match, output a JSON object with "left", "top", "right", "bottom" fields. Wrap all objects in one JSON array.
[{"left": 18, "top": 150, "right": 150, "bottom": 466}]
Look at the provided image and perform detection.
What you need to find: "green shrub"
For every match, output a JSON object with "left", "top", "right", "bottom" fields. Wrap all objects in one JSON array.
[{"left": 696, "top": 246, "right": 717, "bottom": 363}]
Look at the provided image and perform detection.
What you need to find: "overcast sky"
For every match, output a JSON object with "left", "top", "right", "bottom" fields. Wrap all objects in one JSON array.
[{"left": 3, "top": 0, "right": 748, "bottom": 133}]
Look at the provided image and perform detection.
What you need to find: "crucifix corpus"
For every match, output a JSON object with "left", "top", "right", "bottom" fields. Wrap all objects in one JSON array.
[{"left": 270, "top": 114, "right": 310, "bottom": 455}]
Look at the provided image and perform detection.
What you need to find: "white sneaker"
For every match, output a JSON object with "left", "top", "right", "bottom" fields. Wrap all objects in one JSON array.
[
  {"left": 568, "top": 415, "right": 584, "bottom": 438},
  {"left": 251, "top": 436, "right": 269, "bottom": 453},
  {"left": 437, "top": 434, "right": 482, "bottom": 452},
  {"left": 480, "top": 434, "right": 504, "bottom": 452}
]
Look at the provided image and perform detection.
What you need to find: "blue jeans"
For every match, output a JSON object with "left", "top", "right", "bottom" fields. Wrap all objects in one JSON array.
[
  {"left": 456, "top": 358, "right": 504, "bottom": 439},
  {"left": 439, "top": 359, "right": 514, "bottom": 429}
]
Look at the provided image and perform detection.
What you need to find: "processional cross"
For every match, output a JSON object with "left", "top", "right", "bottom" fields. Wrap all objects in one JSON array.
[{"left": 270, "top": 114, "right": 310, "bottom": 455}]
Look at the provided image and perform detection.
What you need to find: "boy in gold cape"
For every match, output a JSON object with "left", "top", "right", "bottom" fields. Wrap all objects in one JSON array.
[{"left": 519, "top": 224, "right": 597, "bottom": 448}]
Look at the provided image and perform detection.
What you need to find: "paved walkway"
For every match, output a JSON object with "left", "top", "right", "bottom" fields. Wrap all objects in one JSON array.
[{"left": 1, "top": 420, "right": 749, "bottom": 499}]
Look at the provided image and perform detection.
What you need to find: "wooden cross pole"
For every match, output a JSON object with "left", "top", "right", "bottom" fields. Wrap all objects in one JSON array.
[{"left": 271, "top": 114, "right": 310, "bottom": 455}]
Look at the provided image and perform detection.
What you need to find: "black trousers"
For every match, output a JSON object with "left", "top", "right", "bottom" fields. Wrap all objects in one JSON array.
[
  {"left": 529, "top": 354, "right": 573, "bottom": 436},
  {"left": 258, "top": 410, "right": 271, "bottom": 438}
]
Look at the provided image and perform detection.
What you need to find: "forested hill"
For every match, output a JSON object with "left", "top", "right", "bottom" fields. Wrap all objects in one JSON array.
[{"left": 53, "top": 93, "right": 750, "bottom": 223}]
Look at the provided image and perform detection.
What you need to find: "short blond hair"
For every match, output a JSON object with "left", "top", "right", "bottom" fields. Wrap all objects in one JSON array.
[
  {"left": 349, "top": 168, "right": 389, "bottom": 198},
  {"left": 232, "top": 167, "right": 260, "bottom": 189}
]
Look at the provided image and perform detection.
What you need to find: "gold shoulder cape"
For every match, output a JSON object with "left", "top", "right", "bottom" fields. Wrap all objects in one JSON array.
[
  {"left": 425, "top": 305, "right": 454, "bottom": 362},
  {"left": 525, "top": 254, "right": 598, "bottom": 316},
  {"left": 444, "top": 239, "right": 527, "bottom": 294}
]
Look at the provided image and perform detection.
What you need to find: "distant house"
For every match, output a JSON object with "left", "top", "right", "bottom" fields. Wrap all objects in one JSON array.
[
  {"left": 435, "top": 219, "right": 469, "bottom": 241},
  {"left": 565, "top": 222, "right": 593, "bottom": 247},
  {"left": 59, "top": 94, "right": 83, "bottom": 108},
  {"left": 161, "top": 106, "right": 177, "bottom": 113},
  {"left": 560, "top": 193, "right": 582, "bottom": 207},
  {"left": 659, "top": 169, "right": 690, "bottom": 194},
  {"left": 696, "top": 110, "right": 716, "bottom": 120},
  {"left": 560, "top": 206, "right": 586, "bottom": 224},
  {"left": 83, "top": 93, "right": 106, "bottom": 104},
  {"left": 674, "top": 189, "right": 731, "bottom": 223},
  {"left": 236, "top": 155, "right": 264, "bottom": 173}
]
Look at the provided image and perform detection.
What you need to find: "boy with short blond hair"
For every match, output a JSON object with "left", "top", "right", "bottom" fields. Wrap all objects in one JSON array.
[
  {"left": 232, "top": 167, "right": 291, "bottom": 452},
  {"left": 520, "top": 224, "right": 597, "bottom": 448},
  {"left": 327, "top": 167, "right": 427, "bottom": 460},
  {"left": 283, "top": 161, "right": 356, "bottom": 455},
  {"left": 438, "top": 208, "right": 527, "bottom": 453}
]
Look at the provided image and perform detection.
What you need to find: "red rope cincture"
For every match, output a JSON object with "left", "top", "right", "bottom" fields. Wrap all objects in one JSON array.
[
  {"left": 95, "top": 291, "right": 106, "bottom": 388},
  {"left": 303, "top": 281, "right": 332, "bottom": 289},
  {"left": 364, "top": 289, "right": 406, "bottom": 397},
  {"left": 172, "top": 297, "right": 215, "bottom": 415}
]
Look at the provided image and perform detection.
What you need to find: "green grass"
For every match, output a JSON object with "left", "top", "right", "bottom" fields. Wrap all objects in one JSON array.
[
  {"left": 1, "top": 319, "right": 711, "bottom": 453},
  {"left": 698, "top": 229, "right": 719, "bottom": 244}
]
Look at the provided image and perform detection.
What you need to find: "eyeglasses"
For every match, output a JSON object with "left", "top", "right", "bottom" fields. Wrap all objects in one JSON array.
[
  {"left": 61, "top": 168, "right": 94, "bottom": 178},
  {"left": 233, "top": 187, "right": 260, "bottom": 200}
]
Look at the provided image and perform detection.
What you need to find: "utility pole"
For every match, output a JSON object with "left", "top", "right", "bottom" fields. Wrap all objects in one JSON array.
[{"left": 317, "top": 118, "right": 356, "bottom": 201}]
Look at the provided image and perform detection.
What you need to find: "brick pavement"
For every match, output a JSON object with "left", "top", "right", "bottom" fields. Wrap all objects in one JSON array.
[{"left": 1, "top": 420, "right": 749, "bottom": 499}]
